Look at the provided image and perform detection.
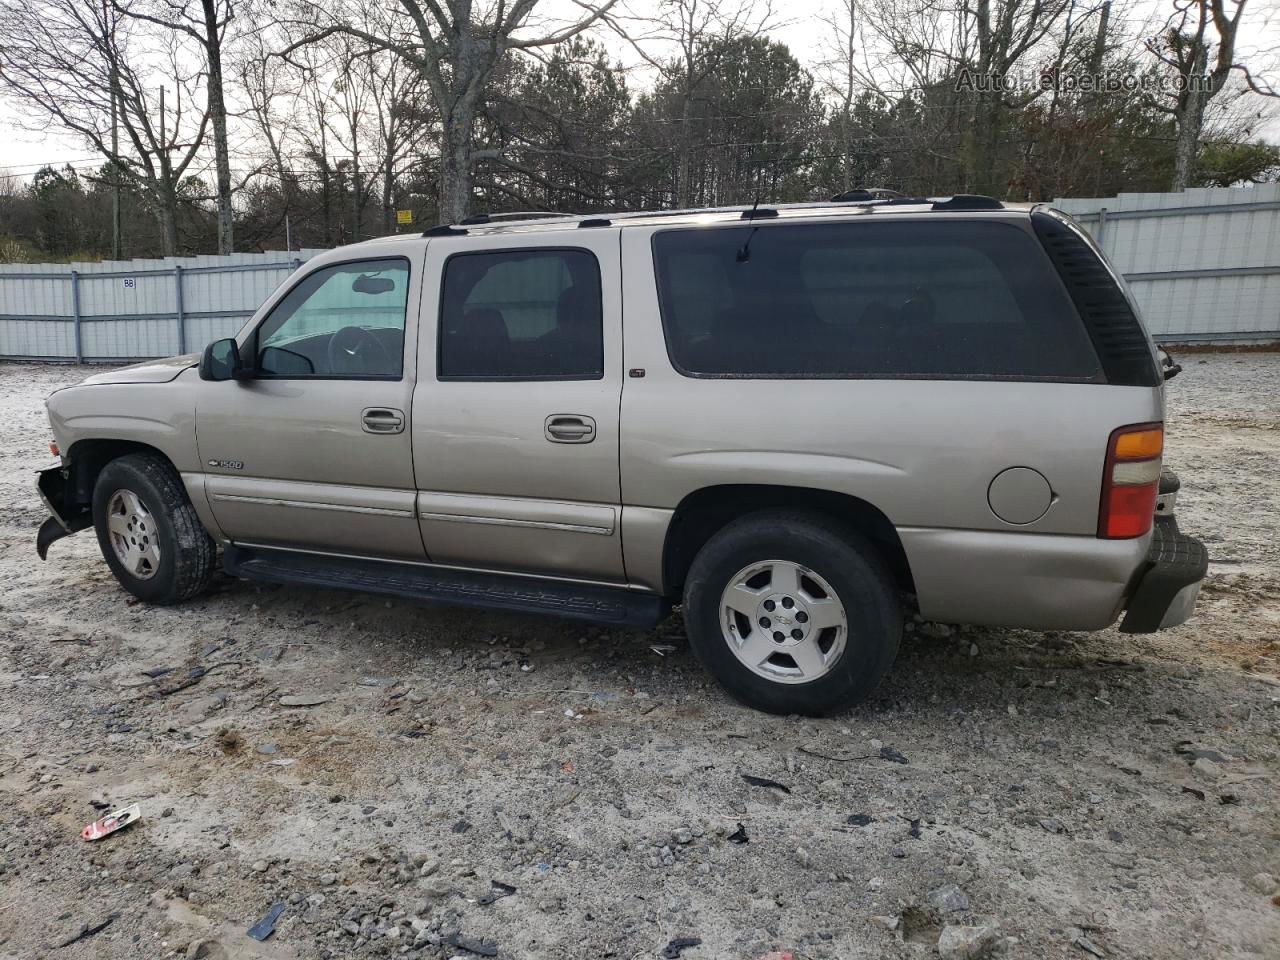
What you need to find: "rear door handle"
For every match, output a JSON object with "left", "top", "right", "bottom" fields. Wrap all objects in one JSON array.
[
  {"left": 545, "top": 414, "right": 596, "bottom": 443},
  {"left": 362, "top": 407, "right": 405, "bottom": 434}
]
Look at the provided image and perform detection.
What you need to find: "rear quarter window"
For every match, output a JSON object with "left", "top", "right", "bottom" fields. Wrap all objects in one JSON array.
[{"left": 652, "top": 220, "right": 1102, "bottom": 380}]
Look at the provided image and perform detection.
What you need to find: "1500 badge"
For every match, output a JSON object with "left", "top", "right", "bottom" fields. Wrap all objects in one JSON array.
[{"left": 208, "top": 459, "right": 244, "bottom": 470}]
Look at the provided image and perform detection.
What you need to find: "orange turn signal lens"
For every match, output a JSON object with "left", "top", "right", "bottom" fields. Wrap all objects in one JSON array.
[
  {"left": 1098, "top": 422, "right": 1164, "bottom": 539},
  {"left": 1113, "top": 427, "right": 1163, "bottom": 460},
  {"left": 48, "top": 441, "right": 59, "bottom": 457}
]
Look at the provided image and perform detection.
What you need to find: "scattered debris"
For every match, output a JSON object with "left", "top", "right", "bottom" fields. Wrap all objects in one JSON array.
[
  {"left": 279, "top": 694, "right": 333, "bottom": 707},
  {"left": 447, "top": 933, "right": 499, "bottom": 956},
  {"left": 906, "top": 817, "right": 922, "bottom": 839},
  {"left": 156, "top": 661, "right": 241, "bottom": 697},
  {"left": 926, "top": 884, "right": 970, "bottom": 914},
  {"left": 797, "top": 745, "right": 868, "bottom": 762},
  {"left": 741, "top": 774, "right": 791, "bottom": 793},
  {"left": 215, "top": 728, "right": 244, "bottom": 755},
  {"left": 1192, "top": 757, "right": 1222, "bottom": 781},
  {"left": 477, "top": 880, "right": 517, "bottom": 905},
  {"left": 650, "top": 644, "right": 678, "bottom": 657},
  {"left": 81, "top": 803, "right": 140, "bottom": 841},
  {"left": 246, "top": 902, "right": 286, "bottom": 941},
  {"left": 727, "top": 822, "right": 750, "bottom": 844},
  {"left": 1073, "top": 933, "right": 1107, "bottom": 957},
  {"left": 847, "top": 813, "right": 874, "bottom": 827},
  {"left": 1180, "top": 786, "right": 1205, "bottom": 800},
  {"left": 879, "top": 745, "right": 909, "bottom": 764},
  {"left": 662, "top": 936, "right": 703, "bottom": 958},
  {"left": 937, "top": 923, "right": 1000, "bottom": 959},
  {"left": 1174, "top": 741, "right": 1226, "bottom": 763},
  {"left": 56, "top": 913, "right": 119, "bottom": 948}
]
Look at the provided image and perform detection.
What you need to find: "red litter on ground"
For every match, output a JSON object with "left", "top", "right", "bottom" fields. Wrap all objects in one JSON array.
[{"left": 81, "top": 804, "right": 141, "bottom": 841}]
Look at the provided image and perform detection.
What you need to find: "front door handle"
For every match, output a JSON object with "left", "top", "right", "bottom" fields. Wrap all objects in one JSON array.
[
  {"left": 362, "top": 407, "right": 405, "bottom": 434},
  {"left": 545, "top": 414, "right": 596, "bottom": 443}
]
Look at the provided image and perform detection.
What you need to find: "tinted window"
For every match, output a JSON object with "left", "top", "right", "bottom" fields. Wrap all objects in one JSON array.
[
  {"left": 653, "top": 221, "right": 1100, "bottom": 380},
  {"left": 254, "top": 258, "right": 409, "bottom": 378},
  {"left": 439, "top": 249, "right": 603, "bottom": 380}
]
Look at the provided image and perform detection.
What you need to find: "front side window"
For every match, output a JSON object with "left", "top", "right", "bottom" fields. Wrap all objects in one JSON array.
[
  {"left": 653, "top": 221, "right": 1101, "bottom": 380},
  {"left": 438, "top": 249, "right": 603, "bottom": 380},
  {"left": 253, "top": 258, "right": 409, "bottom": 378}
]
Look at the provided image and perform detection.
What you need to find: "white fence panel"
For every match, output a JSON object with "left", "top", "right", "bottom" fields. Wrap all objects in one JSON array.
[
  {"left": 0, "top": 249, "right": 324, "bottom": 361},
  {"left": 2, "top": 189, "right": 1278, "bottom": 361},
  {"left": 1054, "top": 184, "right": 1280, "bottom": 342}
]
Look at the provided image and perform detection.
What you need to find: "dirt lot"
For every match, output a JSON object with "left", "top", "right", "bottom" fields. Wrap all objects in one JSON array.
[{"left": 0, "top": 354, "right": 1277, "bottom": 960}]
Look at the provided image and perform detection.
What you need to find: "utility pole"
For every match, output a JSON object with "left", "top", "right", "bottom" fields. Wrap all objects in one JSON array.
[{"left": 105, "top": 0, "right": 120, "bottom": 260}]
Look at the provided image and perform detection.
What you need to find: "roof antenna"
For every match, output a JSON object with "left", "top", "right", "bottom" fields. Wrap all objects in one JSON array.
[{"left": 737, "top": 173, "right": 764, "bottom": 263}]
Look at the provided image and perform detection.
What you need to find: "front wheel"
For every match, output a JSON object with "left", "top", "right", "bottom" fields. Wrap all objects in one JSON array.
[
  {"left": 92, "top": 453, "right": 216, "bottom": 604},
  {"left": 683, "top": 510, "right": 902, "bottom": 715}
]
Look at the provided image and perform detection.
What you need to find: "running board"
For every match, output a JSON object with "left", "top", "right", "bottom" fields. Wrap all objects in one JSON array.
[{"left": 223, "top": 545, "right": 670, "bottom": 629}]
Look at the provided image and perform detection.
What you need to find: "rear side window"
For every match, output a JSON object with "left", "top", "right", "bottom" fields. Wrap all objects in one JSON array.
[
  {"left": 438, "top": 249, "right": 603, "bottom": 380},
  {"left": 652, "top": 221, "right": 1101, "bottom": 380}
]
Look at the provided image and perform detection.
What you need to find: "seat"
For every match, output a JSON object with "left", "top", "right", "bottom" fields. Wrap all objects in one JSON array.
[
  {"left": 446, "top": 308, "right": 511, "bottom": 377},
  {"left": 533, "top": 286, "right": 602, "bottom": 376}
]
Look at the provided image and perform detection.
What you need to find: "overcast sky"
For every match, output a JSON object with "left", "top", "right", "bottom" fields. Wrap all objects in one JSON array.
[{"left": 2, "top": 0, "right": 1277, "bottom": 182}]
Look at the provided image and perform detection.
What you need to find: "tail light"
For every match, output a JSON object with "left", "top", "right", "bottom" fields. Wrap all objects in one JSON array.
[{"left": 1098, "top": 423, "right": 1163, "bottom": 538}]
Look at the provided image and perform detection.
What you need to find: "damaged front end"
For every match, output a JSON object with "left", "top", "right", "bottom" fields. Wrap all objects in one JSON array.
[{"left": 36, "top": 463, "right": 92, "bottom": 559}]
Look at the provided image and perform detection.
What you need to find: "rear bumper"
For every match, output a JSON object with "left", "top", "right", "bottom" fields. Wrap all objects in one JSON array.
[
  {"left": 901, "top": 515, "right": 1206, "bottom": 633},
  {"left": 1118, "top": 516, "right": 1207, "bottom": 633},
  {"left": 900, "top": 526, "right": 1150, "bottom": 631}
]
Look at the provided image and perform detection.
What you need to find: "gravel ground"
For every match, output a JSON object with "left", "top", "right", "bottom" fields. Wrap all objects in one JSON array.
[{"left": 0, "top": 354, "right": 1277, "bottom": 960}]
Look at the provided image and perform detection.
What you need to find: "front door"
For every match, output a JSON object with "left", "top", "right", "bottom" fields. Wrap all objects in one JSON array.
[
  {"left": 196, "top": 250, "right": 425, "bottom": 560},
  {"left": 412, "top": 230, "right": 625, "bottom": 581}
]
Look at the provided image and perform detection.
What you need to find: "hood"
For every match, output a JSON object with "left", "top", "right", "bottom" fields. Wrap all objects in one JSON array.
[{"left": 79, "top": 353, "right": 199, "bottom": 385}]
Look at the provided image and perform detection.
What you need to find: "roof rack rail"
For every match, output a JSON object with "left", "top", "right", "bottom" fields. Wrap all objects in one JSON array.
[
  {"left": 832, "top": 187, "right": 904, "bottom": 202},
  {"left": 423, "top": 224, "right": 466, "bottom": 237},
  {"left": 459, "top": 211, "right": 567, "bottom": 225},
  {"left": 578, "top": 217, "right": 611, "bottom": 228},
  {"left": 740, "top": 207, "right": 779, "bottom": 220},
  {"left": 931, "top": 195, "right": 1003, "bottom": 211}
]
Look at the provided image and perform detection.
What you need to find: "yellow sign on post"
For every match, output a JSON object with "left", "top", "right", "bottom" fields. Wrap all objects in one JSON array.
[{"left": 396, "top": 209, "right": 413, "bottom": 225}]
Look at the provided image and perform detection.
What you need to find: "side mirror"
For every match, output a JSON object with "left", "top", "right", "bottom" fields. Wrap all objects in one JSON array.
[{"left": 199, "top": 338, "right": 243, "bottom": 381}]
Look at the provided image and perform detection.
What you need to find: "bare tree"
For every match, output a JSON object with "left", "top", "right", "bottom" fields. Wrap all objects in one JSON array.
[
  {"left": 283, "top": 0, "right": 620, "bottom": 223},
  {"left": 236, "top": 10, "right": 303, "bottom": 239},
  {"left": 1147, "top": 0, "right": 1277, "bottom": 190},
  {"left": 114, "top": 0, "right": 237, "bottom": 253},
  {"left": 0, "top": 0, "right": 210, "bottom": 254},
  {"left": 606, "top": 0, "right": 775, "bottom": 207}
]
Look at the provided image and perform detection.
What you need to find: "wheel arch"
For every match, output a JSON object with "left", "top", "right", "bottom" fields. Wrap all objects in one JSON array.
[
  {"left": 63, "top": 439, "right": 181, "bottom": 510},
  {"left": 661, "top": 484, "right": 916, "bottom": 600}
]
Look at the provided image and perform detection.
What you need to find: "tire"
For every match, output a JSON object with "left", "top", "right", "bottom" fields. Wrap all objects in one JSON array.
[
  {"left": 92, "top": 453, "right": 216, "bottom": 605},
  {"left": 683, "top": 509, "right": 902, "bottom": 715}
]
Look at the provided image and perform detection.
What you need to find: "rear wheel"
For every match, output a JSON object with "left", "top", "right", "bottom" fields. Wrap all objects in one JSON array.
[
  {"left": 683, "top": 510, "right": 901, "bottom": 715},
  {"left": 92, "top": 453, "right": 216, "bottom": 604}
]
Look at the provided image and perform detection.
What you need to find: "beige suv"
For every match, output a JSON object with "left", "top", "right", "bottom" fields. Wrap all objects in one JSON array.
[{"left": 35, "top": 196, "right": 1207, "bottom": 714}]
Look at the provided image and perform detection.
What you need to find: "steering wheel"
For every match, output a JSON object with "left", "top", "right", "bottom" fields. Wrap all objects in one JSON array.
[{"left": 327, "top": 326, "right": 391, "bottom": 375}]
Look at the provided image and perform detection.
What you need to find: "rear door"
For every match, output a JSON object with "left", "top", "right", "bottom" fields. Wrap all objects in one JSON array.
[{"left": 411, "top": 228, "right": 625, "bottom": 581}]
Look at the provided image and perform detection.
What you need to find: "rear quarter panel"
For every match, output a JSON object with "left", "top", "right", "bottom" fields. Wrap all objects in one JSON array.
[{"left": 618, "top": 219, "right": 1163, "bottom": 617}]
